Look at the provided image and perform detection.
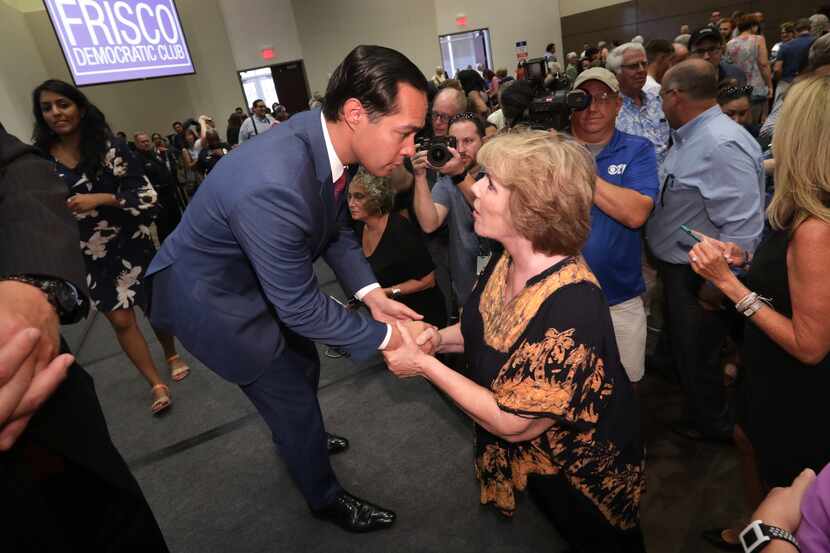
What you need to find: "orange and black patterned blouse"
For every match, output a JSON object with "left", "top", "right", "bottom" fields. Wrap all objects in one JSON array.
[{"left": 460, "top": 252, "right": 645, "bottom": 530}]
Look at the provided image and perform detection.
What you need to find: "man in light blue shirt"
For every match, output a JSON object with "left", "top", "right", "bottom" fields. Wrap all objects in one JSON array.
[
  {"left": 646, "top": 59, "right": 764, "bottom": 443},
  {"left": 608, "top": 42, "right": 671, "bottom": 165}
]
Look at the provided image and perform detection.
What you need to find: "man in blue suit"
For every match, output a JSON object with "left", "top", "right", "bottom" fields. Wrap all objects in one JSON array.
[{"left": 147, "top": 45, "right": 431, "bottom": 533}]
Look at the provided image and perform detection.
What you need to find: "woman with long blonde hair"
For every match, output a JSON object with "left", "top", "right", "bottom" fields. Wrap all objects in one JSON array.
[{"left": 690, "top": 75, "right": 830, "bottom": 548}]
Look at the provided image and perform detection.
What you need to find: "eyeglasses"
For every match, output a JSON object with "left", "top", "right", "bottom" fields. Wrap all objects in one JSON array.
[
  {"left": 431, "top": 111, "right": 451, "bottom": 122},
  {"left": 590, "top": 92, "right": 618, "bottom": 105},
  {"left": 691, "top": 45, "right": 722, "bottom": 56},
  {"left": 621, "top": 61, "right": 648, "bottom": 71}
]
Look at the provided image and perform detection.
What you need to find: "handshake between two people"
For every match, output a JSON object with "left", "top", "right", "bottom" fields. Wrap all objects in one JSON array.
[{"left": 360, "top": 288, "right": 442, "bottom": 376}]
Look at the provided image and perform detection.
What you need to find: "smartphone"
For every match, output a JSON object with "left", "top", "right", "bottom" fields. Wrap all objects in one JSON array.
[{"left": 680, "top": 224, "right": 701, "bottom": 242}]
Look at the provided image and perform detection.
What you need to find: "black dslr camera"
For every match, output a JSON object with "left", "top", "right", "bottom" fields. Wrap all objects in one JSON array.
[
  {"left": 416, "top": 135, "right": 457, "bottom": 167},
  {"left": 523, "top": 58, "right": 591, "bottom": 131}
]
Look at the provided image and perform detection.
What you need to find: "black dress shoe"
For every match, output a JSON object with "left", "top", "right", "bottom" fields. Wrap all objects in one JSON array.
[
  {"left": 326, "top": 433, "right": 349, "bottom": 455},
  {"left": 312, "top": 490, "right": 396, "bottom": 532}
]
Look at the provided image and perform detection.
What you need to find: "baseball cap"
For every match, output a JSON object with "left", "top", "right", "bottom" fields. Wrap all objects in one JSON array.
[
  {"left": 572, "top": 67, "right": 620, "bottom": 93},
  {"left": 689, "top": 26, "right": 723, "bottom": 49}
]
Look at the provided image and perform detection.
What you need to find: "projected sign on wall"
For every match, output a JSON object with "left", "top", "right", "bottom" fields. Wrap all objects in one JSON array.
[{"left": 43, "top": 0, "right": 195, "bottom": 86}]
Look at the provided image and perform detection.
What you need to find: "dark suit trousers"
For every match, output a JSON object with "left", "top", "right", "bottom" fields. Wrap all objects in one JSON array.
[
  {"left": 240, "top": 327, "right": 342, "bottom": 510},
  {"left": 657, "top": 260, "right": 730, "bottom": 434}
]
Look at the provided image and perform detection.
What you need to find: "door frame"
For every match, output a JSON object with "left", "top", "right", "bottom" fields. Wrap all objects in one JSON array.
[
  {"left": 236, "top": 59, "right": 312, "bottom": 112},
  {"left": 437, "top": 27, "right": 494, "bottom": 74}
]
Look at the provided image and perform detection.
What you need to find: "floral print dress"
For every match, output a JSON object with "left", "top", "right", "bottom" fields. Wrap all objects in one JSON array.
[
  {"left": 50, "top": 141, "right": 159, "bottom": 312},
  {"left": 460, "top": 253, "right": 646, "bottom": 530}
]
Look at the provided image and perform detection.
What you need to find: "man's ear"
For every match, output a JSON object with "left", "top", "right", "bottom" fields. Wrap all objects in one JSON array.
[{"left": 342, "top": 98, "right": 364, "bottom": 126}]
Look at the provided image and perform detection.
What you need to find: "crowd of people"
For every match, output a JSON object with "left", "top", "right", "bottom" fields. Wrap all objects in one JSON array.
[{"left": 2, "top": 4, "right": 830, "bottom": 553}]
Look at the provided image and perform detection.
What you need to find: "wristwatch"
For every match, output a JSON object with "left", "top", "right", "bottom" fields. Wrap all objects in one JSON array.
[
  {"left": 1, "top": 275, "right": 88, "bottom": 324},
  {"left": 391, "top": 288, "right": 402, "bottom": 299},
  {"left": 740, "top": 520, "right": 800, "bottom": 553}
]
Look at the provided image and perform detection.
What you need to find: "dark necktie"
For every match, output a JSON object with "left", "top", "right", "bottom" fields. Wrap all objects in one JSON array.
[{"left": 333, "top": 173, "right": 347, "bottom": 204}]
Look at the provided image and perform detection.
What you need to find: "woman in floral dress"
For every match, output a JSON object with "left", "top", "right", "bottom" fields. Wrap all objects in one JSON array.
[{"left": 32, "top": 79, "right": 189, "bottom": 414}]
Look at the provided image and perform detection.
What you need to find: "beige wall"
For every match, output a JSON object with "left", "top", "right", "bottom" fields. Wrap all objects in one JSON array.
[
  {"left": 559, "top": 0, "right": 629, "bottom": 17},
  {"left": 0, "top": 0, "right": 49, "bottom": 139},
  {"left": 218, "top": 0, "right": 304, "bottom": 71},
  {"left": 292, "top": 0, "right": 440, "bottom": 96},
  {"left": 435, "top": 0, "right": 563, "bottom": 73}
]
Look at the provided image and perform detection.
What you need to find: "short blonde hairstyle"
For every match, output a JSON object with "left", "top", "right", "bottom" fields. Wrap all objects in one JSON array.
[
  {"left": 768, "top": 75, "right": 830, "bottom": 232},
  {"left": 350, "top": 167, "right": 395, "bottom": 216},
  {"left": 477, "top": 130, "right": 596, "bottom": 255}
]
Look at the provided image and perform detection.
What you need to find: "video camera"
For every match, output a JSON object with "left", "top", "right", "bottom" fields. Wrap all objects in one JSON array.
[
  {"left": 521, "top": 57, "right": 590, "bottom": 131},
  {"left": 416, "top": 135, "right": 458, "bottom": 168}
]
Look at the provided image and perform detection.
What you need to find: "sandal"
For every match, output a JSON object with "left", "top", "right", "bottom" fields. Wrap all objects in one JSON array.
[
  {"left": 166, "top": 354, "right": 190, "bottom": 382},
  {"left": 151, "top": 384, "right": 172, "bottom": 415}
]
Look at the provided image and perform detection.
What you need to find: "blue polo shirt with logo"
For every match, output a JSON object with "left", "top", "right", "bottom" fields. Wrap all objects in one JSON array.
[{"left": 582, "top": 129, "right": 659, "bottom": 306}]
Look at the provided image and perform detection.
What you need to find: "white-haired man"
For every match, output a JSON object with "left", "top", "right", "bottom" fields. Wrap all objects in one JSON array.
[{"left": 607, "top": 42, "right": 671, "bottom": 164}]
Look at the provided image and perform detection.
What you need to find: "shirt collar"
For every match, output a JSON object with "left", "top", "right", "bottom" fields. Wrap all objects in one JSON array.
[
  {"left": 673, "top": 104, "right": 722, "bottom": 144},
  {"left": 320, "top": 111, "right": 346, "bottom": 182}
]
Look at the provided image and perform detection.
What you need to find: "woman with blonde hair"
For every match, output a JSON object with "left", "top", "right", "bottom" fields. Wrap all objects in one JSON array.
[
  {"left": 384, "top": 131, "right": 646, "bottom": 552},
  {"left": 691, "top": 75, "right": 830, "bottom": 549}
]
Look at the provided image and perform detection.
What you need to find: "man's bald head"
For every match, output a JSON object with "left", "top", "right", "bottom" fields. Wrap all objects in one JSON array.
[
  {"left": 431, "top": 86, "right": 468, "bottom": 135},
  {"left": 662, "top": 58, "right": 718, "bottom": 101}
]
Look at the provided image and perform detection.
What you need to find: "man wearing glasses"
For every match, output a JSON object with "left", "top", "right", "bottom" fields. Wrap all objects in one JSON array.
[
  {"left": 688, "top": 26, "right": 747, "bottom": 86},
  {"left": 570, "top": 68, "right": 659, "bottom": 388},
  {"left": 646, "top": 59, "right": 763, "bottom": 443},
  {"left": 607, "top": 42, "right": 671, "bottom": 165}
]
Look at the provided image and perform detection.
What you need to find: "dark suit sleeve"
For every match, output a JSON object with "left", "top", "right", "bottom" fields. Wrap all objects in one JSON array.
[
  {"left": 320, "top": 208, "right": 378, "bottom": 296},
  {"left": 0, "top": 146, "right": 87, "bottom": 295},
  {"left": 228, "top": 185, "right": 387, "bottom": 359}
]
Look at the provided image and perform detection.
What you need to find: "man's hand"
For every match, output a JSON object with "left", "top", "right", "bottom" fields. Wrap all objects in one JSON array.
[
  {"left": 437, "top": 147, "right": 465, "bottom": 176},
  {"left": 412, "top": 150, "right": 430, "bottom": 178},
  {"left": 414, "top": 324, "right": 442, "bottom": 355},
  {"left": 0, "top": 328, "right": 73, "bottom": 451},
  {"left": 362, "top": 287, "right": 423, "bottom": 324},
  {"left": 67, "top": 194, "right": 103, "bottom": 214},
  {"left": 750, "top": 468, "right": 816, "bottom": 533}
]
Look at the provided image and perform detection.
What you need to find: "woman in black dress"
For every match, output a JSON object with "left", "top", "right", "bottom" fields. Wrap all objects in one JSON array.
[
  {"left": 348, "top": 168, "right": 446, "bottom": 327},
  {"left": 33, "top": 80, "right": 189, "bottom": 414},
  {"left": 689, "top": 75, "right": 830, "bottom": 548},
  {"left": 384, "top": 132, "right": 646, "bottom": 552}
]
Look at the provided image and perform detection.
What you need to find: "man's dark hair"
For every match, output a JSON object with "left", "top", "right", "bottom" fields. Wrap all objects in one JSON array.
[
  {"left": 172, "top": 120, "right": 183, "bottom": 128},
  {"left": 32, "top": 79, "right": 113, "bottom": 179},
  {"left": 448, "top": 112, "right": 486, "bottom": 137},
  {"left": 663, "top": 60, "right": 718, "bottom": 101},
  {"left": 499, "top": 80, "right": 535, "bottom": 127},
  {"left": 584, "top": 47, "right": 600, "bottom": 60},
  {"left": 646, "top": 39, "right": 674, "bottom": 63},
  {"left": 252, "top": 98, "right": 265, "bottom": 108},
  {"left": 323, "top": 45, "right": 428, "bottom": 122},
  {"left": 546, "top": 43, "right": 556, "bottom": 53}
]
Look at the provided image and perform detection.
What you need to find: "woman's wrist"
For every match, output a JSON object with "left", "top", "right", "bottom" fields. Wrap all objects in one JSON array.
[{"left": 717, "top": 276, "right": 750, "bottom": 304}]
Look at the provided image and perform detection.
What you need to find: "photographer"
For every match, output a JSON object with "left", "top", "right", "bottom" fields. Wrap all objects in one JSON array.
[
  {"left": 412, "top": 113, "right": 485, "bottom": 310},
  {"left": 569, "top": 68, "right": 659, "bottom": 387},
  {"left": 196, "top": 129, "right": 230, "bottom": 177}
]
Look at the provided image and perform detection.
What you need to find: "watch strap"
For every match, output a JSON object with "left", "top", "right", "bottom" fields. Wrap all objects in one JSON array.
[{"left": 740, "top": 520, "right": 800, "bottom": 553}]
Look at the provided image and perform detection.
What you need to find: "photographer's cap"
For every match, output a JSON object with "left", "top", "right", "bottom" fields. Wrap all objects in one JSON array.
[
  {"left": 689, "top": 26, "right": 723, "bottom": 49},
  {"left": 572, "top": 68, "right": 619, "bottom": 93}
]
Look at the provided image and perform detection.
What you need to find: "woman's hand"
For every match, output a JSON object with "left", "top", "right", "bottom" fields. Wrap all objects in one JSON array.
[
  {"left": 66, "top": 193, "right": 108, "bottom": 214},
  {"left": 750, "top": 468, "right": 816, "bottom": 534},
  {"left": 414, "top": 325, "right": 442, "bottom": 356},
  {"left": 689, "top": 240, "right": 736, "bottom": 288},
  {"left": 382, "top": 321, "right": 431, "bottom": 379},
  {"left": 688, "top": 229, "right": 749, "bottom": 268}
]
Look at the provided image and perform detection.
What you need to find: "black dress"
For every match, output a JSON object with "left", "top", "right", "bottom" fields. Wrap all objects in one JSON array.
[
  {"left": 461, "top": 252, "right": 646, "bottom": 551},
  {"left": 356, "top": 212, "right": 447, "bottom": 327},
  {"left": 739, "top": 229, "right": 830, "bottom": 488},
  {"left": 49, "top": 140, "right": 159, "bottom": 312}
]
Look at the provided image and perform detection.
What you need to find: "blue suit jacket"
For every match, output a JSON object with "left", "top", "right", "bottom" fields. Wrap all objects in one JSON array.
[{"left": 147, "top": 109, "right": 387, "bottom": 385}]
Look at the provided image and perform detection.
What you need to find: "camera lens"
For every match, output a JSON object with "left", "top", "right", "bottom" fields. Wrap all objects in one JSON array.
[{"left": 428, "top": 144, "right": 451, "bottom": 167}]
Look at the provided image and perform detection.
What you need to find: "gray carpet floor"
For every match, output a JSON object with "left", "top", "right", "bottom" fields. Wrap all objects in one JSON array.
[{"left": 59, "top": 260, "right": 745, "bottom": 553}]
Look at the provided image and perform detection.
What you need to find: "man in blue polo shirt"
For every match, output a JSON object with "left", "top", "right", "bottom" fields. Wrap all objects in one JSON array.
[
  {"left": 571, "top": 68, "right": 660, "bottom": 386},
  {"left": 773, "top": 19, "right": 815, "bottom": 102}
]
